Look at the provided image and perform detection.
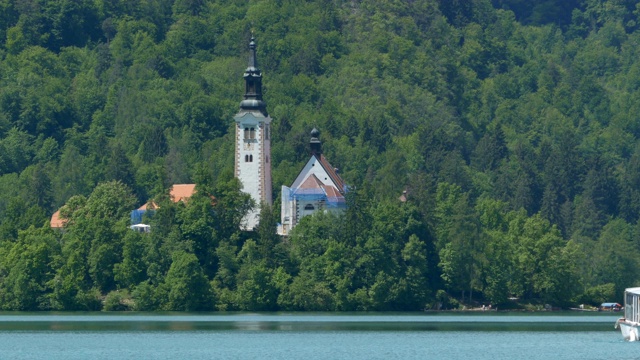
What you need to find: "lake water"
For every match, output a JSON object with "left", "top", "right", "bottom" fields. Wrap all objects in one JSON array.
[{"left": 0, "top": 312, "right": 632, "bottom": 359}]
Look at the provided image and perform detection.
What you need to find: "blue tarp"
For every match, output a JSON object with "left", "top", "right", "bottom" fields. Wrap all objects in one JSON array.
[
  {"left": 131, "top": 209, "right": 156, "bottom": 225},
  {"left": 601, "top": 303, "right": 621, "bottom": 307}
]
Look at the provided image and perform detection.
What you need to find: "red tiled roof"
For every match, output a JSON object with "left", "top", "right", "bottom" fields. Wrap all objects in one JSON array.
[
  {"left": 323, "top": 185, "right": 342, "bottom": 199},
  {"left": 138, "top": 202, "right": 157, "bottom": 210},
  {"left": 170, "top": 184, "right": 196, "bottom": 202},
  {"left": 138, "top": 184, "right": 197, "bottom": 210},
  {"left": 50, "top": 210, "right": 67, "bottom": 228},
  {"left": 299, "top": 174, "right": 324, "bottom": 189},
  {"left": 317, "top": 155, "right": 345, "bottom": 193}
]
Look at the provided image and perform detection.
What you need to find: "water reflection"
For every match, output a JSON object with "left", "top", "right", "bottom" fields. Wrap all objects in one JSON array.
[{"left": 0, "top": 313, "right": 619, "bottom": 332}]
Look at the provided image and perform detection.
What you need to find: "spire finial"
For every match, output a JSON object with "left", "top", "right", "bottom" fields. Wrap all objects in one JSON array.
[
  {"left": 240, "top": 35, "right": 267, "bottom": 115},
  {"left": 248, "top": 36, "right": 257, "bottom": 69}
]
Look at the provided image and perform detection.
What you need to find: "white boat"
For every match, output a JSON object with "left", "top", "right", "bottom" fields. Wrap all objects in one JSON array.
[{"left": 616, "top": 287, "right": 640, "bottom": 341}]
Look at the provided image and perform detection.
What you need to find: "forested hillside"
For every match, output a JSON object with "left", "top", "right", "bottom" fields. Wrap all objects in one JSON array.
[{"left": 0, "top": 0, "right": 639, "bottom": 311}]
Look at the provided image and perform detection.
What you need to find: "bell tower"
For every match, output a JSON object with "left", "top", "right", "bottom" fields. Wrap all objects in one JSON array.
[{"left": 234, "top": 36, "right": 272, "bottom": 230}]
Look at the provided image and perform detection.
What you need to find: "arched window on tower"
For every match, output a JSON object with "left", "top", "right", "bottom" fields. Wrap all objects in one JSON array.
[
  {"left": 249, "top": 154, "right": 253, "bottom": 162},
  {"left": 244, "top": 127, "right": 249, "bottom": 140},
  {"left": 304, "top": 204, "right": 315, "bottom": 210},
  {"left": 245, "top": 155, "right": 249, "bottom": 162},
  {"left": 250, "top": 127, "right": 255, "bottom": 139}
]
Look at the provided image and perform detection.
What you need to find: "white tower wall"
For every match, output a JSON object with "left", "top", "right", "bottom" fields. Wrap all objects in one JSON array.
[{"left": 235, "top": 113, "right": 272, "bottom": 230}]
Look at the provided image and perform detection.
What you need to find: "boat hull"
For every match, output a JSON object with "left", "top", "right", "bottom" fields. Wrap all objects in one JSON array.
[{"left": 617, "top": 319, "right": 640, "bottom": 341}]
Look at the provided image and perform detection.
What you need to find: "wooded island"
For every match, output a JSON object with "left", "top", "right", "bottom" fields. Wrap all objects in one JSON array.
[{"left": 0, "top": 0, "right": 637, "bottom": 311}]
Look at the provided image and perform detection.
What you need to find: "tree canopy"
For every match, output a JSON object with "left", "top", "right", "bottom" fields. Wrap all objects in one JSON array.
[{"left": 0, "top": 0, "right": 639, "bottom": 310}]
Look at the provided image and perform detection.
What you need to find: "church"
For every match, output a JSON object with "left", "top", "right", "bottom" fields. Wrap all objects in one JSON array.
[
  {"left": 233, "top": 37, "right": 346, "bottom": 233},
  {"left": 278, "top": 128, "right": 347, "bottom": 235}
]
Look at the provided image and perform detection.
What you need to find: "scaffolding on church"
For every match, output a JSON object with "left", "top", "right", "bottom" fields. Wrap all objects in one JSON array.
[{"left": 283, "top": 186, "right": 346, "bottom": 209}]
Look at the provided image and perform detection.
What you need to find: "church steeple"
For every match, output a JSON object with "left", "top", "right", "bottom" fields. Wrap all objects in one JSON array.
[
  {"left": 240, "top": 36, "right": 267, "bottom": 116},
  {"left": 234, "top": 35, "right": 273, "bottom": 231}
]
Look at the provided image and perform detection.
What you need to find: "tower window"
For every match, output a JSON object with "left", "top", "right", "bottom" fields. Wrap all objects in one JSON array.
[
  {"left": 304, "top": 204, "right": 315, "bottom": 210},
  {"left": 249, "top": 154, "right": 253, "bottom": 162},
  {"left": 245, "top": 155, "right": 249, "bottom": 162},
  {"left": 244, "top": 127, "right": 257, "bottom": 141},
  {"left": 265, "top": 127, "right": 269, "bottom": 140}
]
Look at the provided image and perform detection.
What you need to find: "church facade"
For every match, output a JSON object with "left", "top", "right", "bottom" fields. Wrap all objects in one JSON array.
[
  {"left": 278, "top": 129, "right": 347, "bottom": 235},
  {"left": 234, "top": 37, "right": 273, "bottom": 230}
]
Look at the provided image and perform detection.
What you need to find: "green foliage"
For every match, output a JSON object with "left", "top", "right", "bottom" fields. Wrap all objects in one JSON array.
[
  {"left": 2, "top": 0, "right": 640, "bottom": 310},
  {"left": 162, "top": 251, "right": 213, "bottom": 311},
  {"left": 103, "top": 289, "right": 131, "bottom": 311},
  {"left": 0, "top": 226, "right": 60, "bottom": 310},
  {"left": 578, "top": 283, "right": 616, "bottom": 306},
  {"left": 113, "top": 231, "right": 147, "bottom": 289}
]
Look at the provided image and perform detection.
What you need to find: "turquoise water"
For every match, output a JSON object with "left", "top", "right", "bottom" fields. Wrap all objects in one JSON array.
[{"left": 0, "top": 313, "right": 633, "bottom": 360}]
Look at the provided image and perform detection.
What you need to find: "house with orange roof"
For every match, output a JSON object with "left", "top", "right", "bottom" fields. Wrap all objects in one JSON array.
[
  {"left": 279, "top": 128, "right": 347, "bottom": 235},
  {"left": 51, "top": 184, "right": 198, "bottom": 232},
  {"left": 169, "top": 184, "right": 197, "bottom": 203},
  {"left": 130, "top": 184, "right": 197, "bottom": 228}
]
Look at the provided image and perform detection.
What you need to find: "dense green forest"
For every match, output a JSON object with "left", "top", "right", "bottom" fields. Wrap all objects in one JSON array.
[{"left": 0, "top": 0, "right": 639, "bottom": 311}]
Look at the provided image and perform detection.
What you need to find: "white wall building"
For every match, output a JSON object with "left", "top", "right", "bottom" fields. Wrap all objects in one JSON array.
[
  {"left": 234, "top": 37, "right": 272, "bottom": 230},
  {"left": 279, "top": 129, "right": 346, "bottom": 235}
]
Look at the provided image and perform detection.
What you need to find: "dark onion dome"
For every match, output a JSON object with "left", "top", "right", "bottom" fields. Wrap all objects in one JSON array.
[
  {"left": 310, "top": 128, "right": 322, "bottom": 155},
  {"left": 240, "top": 36, "right": 267, "bottom": 116}
]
